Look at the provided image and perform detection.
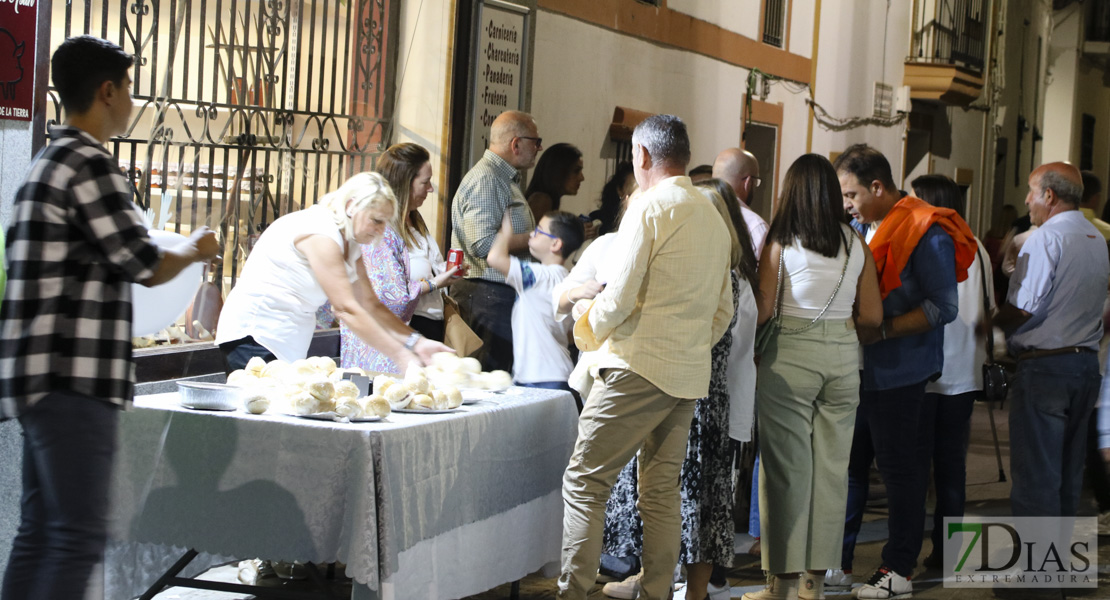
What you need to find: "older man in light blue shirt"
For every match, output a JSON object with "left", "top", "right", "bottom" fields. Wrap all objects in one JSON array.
[{"left": 997, "top": 161, "right": 1109, "bottom": 518}]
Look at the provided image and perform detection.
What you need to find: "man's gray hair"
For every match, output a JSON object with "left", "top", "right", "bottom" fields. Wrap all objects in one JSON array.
[
  {"left": 1040, "top": 170, "right": 1083, "bottom": 206},
  {"left": 632, "top": 114, "right": 691, "bottom": 169}
]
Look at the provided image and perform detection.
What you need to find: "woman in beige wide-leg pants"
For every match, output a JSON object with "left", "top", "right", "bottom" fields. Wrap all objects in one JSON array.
[{"left": 743, "top": 154, "right": 882, "bottom": 600}]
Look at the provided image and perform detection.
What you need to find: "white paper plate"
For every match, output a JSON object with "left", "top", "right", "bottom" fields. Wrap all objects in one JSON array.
[
  {"left": 131, "top": 230, "right": 204, "bottom": 337},
  {"left": 458, "top": 384, "right": 510, "bottom": 394},
  {"left": 393, "top": 407, "right": 458, "bottom": 414},
  {"left": 295, "top": 412, "right": 382, "bottom": 423},
  {"left": 460, "top": 389, "right": 491, "bottom": 404}
]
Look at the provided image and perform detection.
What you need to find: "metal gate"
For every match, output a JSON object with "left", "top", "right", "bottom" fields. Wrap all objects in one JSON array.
[{"left": 47, "top": 0, "right": 397, "bottom": 289}]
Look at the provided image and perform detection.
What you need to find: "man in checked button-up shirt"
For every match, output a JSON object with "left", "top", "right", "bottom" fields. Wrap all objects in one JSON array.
[
  {"left": 556, "top": 115, "right": 735, "bottom": 600},
  {"left": 450, "top": 110, "right": 539, "bottom": 372},
  {"left": 0, "top": 36, "right": 219, "bottom": 600}
]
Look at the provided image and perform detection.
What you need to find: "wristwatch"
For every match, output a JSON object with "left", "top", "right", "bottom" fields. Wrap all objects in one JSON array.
[{"left": 403, "top": 331, "right": 423, "bottom": 352}]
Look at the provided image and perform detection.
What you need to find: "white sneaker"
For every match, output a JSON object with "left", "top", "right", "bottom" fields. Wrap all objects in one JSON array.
[
  {"left": 601, "top": 571, "right": 642, "bottom": 600},
  {"left": 1099, "top": 511, "right": 1110, "bottom": 536},
  {"left": 708, "top": 580, "right": 732, "bottom": 600},
  {"left": 741, "top": 575, "right": 800, "bottom": 600},
  {"left": 673, "top": 580, "right": 732, "bottom": 599},
  {"left": 799, "top": 572, "right": 824, "bottom": 600},
  {"left": 824, "top": 570, "right": 852, "bottom": 591},
  {"left": 854, "top": 567, "right": 911, "bottom": 599}
]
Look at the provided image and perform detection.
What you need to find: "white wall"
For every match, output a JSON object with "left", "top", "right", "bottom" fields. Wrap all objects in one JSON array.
[
  {"left": 789, "top": 0, "right": 816, "bottom": 59},
  {"left": 809, "top": 0, "right": 913, "bottom": 176},
  {"left": 531, "top": 11, "right": 755, "bottom": 218},
  {"left": 1041, "top": 3, "right": 1082, "bottom": 164},
  {"left": 668, "top": 0, "right": 761, "bottom": 41},
  {"left": 392, "top": 0, "right": 454, "bottom": 237},
  {"left": 0, "top": 120, "right": 34, "bottom": 229}
]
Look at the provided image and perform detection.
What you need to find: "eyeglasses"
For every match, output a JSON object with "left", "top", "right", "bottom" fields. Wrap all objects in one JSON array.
[
  {"left": 532, "top": 226, "right": 558, "bottom": 240},
  {"left": 745, "top": 175, "right": 763, "bottom": 188},
  {"left": 515, "top": 136, "right": 543, "bottom": 149}
]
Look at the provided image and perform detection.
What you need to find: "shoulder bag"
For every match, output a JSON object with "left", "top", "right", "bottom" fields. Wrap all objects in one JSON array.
[
  {"left": 978, "top": 245, "right": 1008, "bottom": 403},
  {"left": 754, "top": 235, "right": 852, "bottom": 355}
]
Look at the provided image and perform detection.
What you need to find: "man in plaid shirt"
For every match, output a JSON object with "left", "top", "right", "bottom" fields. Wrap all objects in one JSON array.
[
  {"left": 0, "top": 36, "right": 219, "bottom": 600},
  {"left": 450, "top": 110, "right": 540, "bottom": 371}
]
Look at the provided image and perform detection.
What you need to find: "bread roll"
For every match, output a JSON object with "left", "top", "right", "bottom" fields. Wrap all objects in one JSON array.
[
  {"left": 487, "top": 370, "right": 513, "bottom": 389},
  {"left": 383, "top": 384, "right": 411, "bottom": 410},
  {"left": 245, "top": 356, "right": 268, "bottom": 377},
  {"left": 305, "top": 377, "right": 335, "bottom": 403},
  {"left": 292, "top": 359, "right": 317, "bottom": 378},
  {"left": 459, "top": 357, "right": 482, "bottom": 374},
  {"left": 287, "top": 391, "right": 319, "bottom": 415},
  {"left": 431, "top": 352, "right": 461, "bottom": 371},
  {"left": 443, "top": 386, "right": 463, "bottom": 409},
  {"left": 334, "top": 397, "right": 362, "bottom": 419},
  {"left": 404, "top": 364, "right": 431, "bottom": 394},
  {"left": 243, "top": 392, "right": 271, "bottom": 414},
  {"left": 432, "top": 390, "right": 451, "bottom": 410},
  {"left": 261, "top": 359, "right": 289, "bottom": 380},
  {"left": 226, "top": 369, "right": 255, "bottom": 386},
  {"left": 410, "top": 394, "right": 435, "bottom": 410},
  {"left": 333, "top": 379, "right": 360, "bottom": 401},
  {"left": 374, "top": 374, "right": 396, "bottom": 395},
  {"left": 362, "top": 395, "right": 391, "bottom": 418},
  {"left": 430, "top": 367, "right": 470, "bottom": 388},
  {"left": 309, "top": 356, "right": 337, "bottom": 376}
]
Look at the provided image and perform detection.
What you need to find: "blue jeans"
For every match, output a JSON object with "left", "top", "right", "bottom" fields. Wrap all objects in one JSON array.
[
  {"left": 219, "top": 335, "right": 277, "bottom": 373},
  {"left": 450, "top": 279, "right": 515, "bottom": 372},
  {"left": 1, "top": 391, "right": 119, "bottom": 600},
  {"left": 1009, "top": 352, "right": 1101, "bottom": 517},
  {"left": 920, "top": 391, "right": 977, "bottom": 556},
  {"left": 842, "top": 380, "right": 929, "bottom": 577}
]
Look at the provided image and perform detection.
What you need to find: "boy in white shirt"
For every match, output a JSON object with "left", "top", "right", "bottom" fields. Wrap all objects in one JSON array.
[{"left": 487, "top": 208, "right": 585, "bottom": 404}]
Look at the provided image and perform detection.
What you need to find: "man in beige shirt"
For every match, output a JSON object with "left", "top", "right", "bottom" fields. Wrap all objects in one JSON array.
[{"left": 557, "top": 115, "right": 734, "bottom": 600}]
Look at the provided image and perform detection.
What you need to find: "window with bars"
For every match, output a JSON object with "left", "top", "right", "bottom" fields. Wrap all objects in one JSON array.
[
  {"left": 47, "top": 0, "right": 396, "bottom": 300},
  {"left": 763, "top": 0, "right": 786, "bottom": 47}
]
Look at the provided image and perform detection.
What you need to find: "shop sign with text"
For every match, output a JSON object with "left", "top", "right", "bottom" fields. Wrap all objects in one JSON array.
[{"left": 0, "top": 0, "right": 37, "bottom": 121}]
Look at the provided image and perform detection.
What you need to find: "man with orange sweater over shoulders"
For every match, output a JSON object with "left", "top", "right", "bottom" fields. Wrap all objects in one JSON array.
[{"left": 828, "top": 144, "right": 976, "bottom": 600}]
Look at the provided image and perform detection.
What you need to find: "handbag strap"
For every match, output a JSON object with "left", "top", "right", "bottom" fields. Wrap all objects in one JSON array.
[
  {"left": 770, "top": 245, "right": 786, "bottom": 324},
  {"left": 780, "top": 233, "right": 854, "bottom": 334}
]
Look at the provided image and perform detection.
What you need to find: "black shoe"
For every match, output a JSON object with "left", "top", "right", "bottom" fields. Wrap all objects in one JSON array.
[
  {"left": 922, "top": 552, "right": 942, "bottom": 570},
  {"left": 597, "top": 552, "right": 640, "bottom": 583}
]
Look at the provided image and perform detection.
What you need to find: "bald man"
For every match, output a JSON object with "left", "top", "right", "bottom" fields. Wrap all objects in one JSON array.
[
  {"left": 996, "top": 162, "right": 1109, "bottom": 518},
  {"left": 712, "top": 148, "right": 769, "bottom": 256},
  {"left": 451, "top": 110, "right": 541, "bottom": 371}
]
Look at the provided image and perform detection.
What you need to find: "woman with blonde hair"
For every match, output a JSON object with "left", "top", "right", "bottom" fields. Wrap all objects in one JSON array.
[
  {"left": 216, "top": 171, "right": 452, "bottom": 371},
  {"left": 743, "top": 154, "right": 881, "bottom": 600},
  {"left": 341, "top": 143, "right": 463, "bottom": 374}
]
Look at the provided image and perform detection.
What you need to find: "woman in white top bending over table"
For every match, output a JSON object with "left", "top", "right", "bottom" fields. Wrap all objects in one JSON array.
[{"left": 216, "top": 172, "right": 452, "bottom": 372}]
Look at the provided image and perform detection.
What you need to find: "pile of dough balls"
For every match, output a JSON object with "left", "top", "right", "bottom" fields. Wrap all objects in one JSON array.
[
  {"left": 226, "top": 356, "right": 390, "bottom": 419},
  {"left": 423, "top": 353, "right": 513, "bottom": 391},
  {"left": 367, "top": 364, "right": 464, "bottom": 411}
]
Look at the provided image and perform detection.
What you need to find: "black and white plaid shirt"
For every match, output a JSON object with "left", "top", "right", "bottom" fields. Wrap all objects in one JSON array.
[
  {"left": 0, "top": 126, "right": 161, "bottom": 419},
  {"left": 450, "top": 150, "right": 536, "bottom": 283}
]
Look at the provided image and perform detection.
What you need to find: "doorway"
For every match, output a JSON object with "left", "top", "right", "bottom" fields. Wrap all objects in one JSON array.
[{"left": 744, "top": 122, "right": 778, "bottom": 221}]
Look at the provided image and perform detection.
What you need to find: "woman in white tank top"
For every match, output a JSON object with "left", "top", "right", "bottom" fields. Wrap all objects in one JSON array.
[{"left": 743, "top": 154, "right": 882, "bottom": 600}]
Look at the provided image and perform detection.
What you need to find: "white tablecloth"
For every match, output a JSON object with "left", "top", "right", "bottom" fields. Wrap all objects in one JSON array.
[{"left": 105, "top": 387, "right": 578, "bottom": 600}]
